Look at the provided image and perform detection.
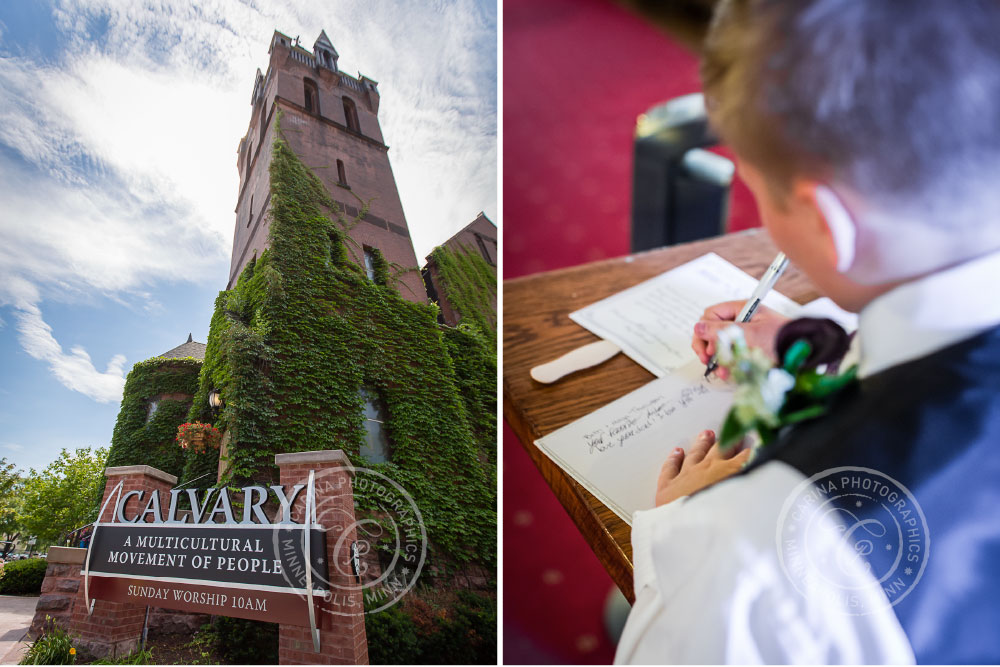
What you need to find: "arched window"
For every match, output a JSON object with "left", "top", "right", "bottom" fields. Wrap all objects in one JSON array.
[
  {"left": 248, "top": 194, "right": 254, "bottom": 228},
  {"left": 342, "top": 96, "right": 360, "bottom": 133},
  {"left": 337, "top": 159, "right": 347, "bottom": 185},
  {"left": 303, "top": 78, "right": 319, "bottom": 115},
  {"left": 259, "top": 104, "right": 266, "bottom": 143},
  {"left": 245, "top": 140, "right": 252, "bottom": 180}
]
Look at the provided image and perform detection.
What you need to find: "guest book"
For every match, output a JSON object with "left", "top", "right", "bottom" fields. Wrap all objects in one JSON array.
[
  {"left": 535, "top": 360, "right": 735, "bottom": 524},
  {"left": 537, "top": 253, "right": 858, "bottom": 523}
]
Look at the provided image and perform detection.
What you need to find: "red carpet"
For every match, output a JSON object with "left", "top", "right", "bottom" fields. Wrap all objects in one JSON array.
[{"left": 503, "top": 0, "right": 762, "bottom": 663}]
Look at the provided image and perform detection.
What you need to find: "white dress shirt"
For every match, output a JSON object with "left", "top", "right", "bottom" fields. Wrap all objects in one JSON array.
[{"left": 615, "top": 249, "right": 1000, "bottom": 664}]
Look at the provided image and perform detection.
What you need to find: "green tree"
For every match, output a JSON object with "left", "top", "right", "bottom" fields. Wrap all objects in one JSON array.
[
  {"left": 0, "top": 457, "right": 23, "bottom": 558},
  {"left": 19, "top": 447, "right": 108, "bottom": 546}
]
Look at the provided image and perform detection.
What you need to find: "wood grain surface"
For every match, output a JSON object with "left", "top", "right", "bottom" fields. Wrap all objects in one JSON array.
[{"left": 502, "top": 228, "right": 821, "bottom": 602}]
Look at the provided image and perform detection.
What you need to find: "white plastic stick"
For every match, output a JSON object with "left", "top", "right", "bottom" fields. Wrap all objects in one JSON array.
[{"left": 530, "top": 340, "right": 622, "bottom": 384}]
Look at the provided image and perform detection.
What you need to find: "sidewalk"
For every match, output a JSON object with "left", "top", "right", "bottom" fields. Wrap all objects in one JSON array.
[{"left": 0, "top": 595, "right": 37, "bottom": 665}]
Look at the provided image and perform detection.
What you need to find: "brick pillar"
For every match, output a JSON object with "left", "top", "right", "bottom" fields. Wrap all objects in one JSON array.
[
  {"left": 68, "top": 465, "right": 177, "bottom": 659},
  {"left": 28, "top": 546, "right": 85, "bottom": 638},
  {"left": 275, "top": 451, "right": 368, "bottom": 665}
]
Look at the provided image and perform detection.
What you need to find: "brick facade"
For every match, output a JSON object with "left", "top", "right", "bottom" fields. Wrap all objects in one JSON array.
[
  {"left": 229, "top": 31, "right": 426, "bottom": 305},
  {"left": 275, "top": 450, "right": 368, "bottom": 665},
  {"left": 423, "top": 212, "right": 498, "bottom": 326}
]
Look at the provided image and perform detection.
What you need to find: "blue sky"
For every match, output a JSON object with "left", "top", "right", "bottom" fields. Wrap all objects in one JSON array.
[{"left": 0, "top": 0, "right": 497, "bottom": 473}]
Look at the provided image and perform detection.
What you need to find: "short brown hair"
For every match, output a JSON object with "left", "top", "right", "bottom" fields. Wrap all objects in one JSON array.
[{"left": 702, "top": 0, "right": 1000, "bottom": 216}]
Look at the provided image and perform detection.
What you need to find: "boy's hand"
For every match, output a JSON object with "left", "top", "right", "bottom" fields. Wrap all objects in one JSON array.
[
  {"left": 655, "top": 430, "right": 752, "bottom": 506},
  {"left": 691, "top": 301, "right": 790, "bottom": 379}
]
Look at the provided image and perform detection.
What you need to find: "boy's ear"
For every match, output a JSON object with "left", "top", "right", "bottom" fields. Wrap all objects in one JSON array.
[{"left": 794, "top": 181, "right": 858, "bottom": 273}]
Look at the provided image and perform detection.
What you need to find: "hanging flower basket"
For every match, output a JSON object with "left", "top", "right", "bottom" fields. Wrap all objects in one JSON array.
[{"left": 176, "top": 422, "right": 222, "bottom": 453}]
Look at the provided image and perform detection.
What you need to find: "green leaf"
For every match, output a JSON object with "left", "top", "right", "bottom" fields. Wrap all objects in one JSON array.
[
  {"left": 807, "top": 364, "right": 858, "bottom": 399},
  {"left": 718, "top": 409, "right": 748, "bottom": 449},
  {"left": 782, "top": 339, "right": 812, "bottom": 374},
  {"left": 780, "top": 404, "right": 828, "bottom": 424},
  {"left": 757, "top": 421, "right": 778, "bottom": 446}
]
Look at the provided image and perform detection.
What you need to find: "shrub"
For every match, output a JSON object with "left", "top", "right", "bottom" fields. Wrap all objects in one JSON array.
[
  {"left": 209, "top": 617, "right": 278, "bottom": 665},
  {"left": 0, "top": 558, "right": 47, "bottom": 595},
  {"left": 19, "top": 620, "right": 76, "bottom": 665},
  {"left": 420, "top": 591, "right": 496, "bottom": 665},
  {"left": 365, "top": 605, "right": 421, "bottom": 664},
  {"left": 365, "top": 591, "right": 496, "bottom": 665}
]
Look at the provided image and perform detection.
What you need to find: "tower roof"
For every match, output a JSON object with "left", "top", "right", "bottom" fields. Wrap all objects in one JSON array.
[
  {"left": 158, "top": 333, "right": 206, "bottom": 360},
  {"left": 314, "top": 30, "right": 338, "bottom": 56}
]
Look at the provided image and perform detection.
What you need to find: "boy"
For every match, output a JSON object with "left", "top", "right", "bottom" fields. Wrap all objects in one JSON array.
[{"left": 616, "top": 0, "right": 1000, "bottom": 663}]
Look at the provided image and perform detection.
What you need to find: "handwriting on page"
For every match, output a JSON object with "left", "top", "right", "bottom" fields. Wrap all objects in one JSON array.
[
  {"left": 535, "top": 362, "right": 735, "bottom": 524},
  {"left": 570, "top": 252, "right": 800, "bottom": 377},
  {"left": 585, "top": 385, "right": 710, "bottom": 454}
]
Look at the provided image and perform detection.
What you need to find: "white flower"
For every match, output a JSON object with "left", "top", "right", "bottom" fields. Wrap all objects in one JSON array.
[
  {"left": 728, "top": 361, "right": 795, "bottom": 428},
  {"left": 761, "top": 368, "right": 796, "bottom": 414},
  {"left": 716, "top": 325, "right": 746, "bottom": 364}
]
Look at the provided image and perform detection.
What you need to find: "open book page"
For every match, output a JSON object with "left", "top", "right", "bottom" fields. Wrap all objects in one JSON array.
[
  {"left": 535, "top": 361, "right": 735, "bottom": 525},
  {"left": 570, "top": 252, "right": 800, "bottom": 377}
]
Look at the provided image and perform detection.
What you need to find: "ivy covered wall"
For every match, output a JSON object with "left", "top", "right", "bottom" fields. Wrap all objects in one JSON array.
[
  {"left": 427, "top": 244, "right": 497, "bottom": 349},
  {"left": 105, "top": 357, "right": 202, "bottom": 479},
  {"left": 182, "top": 118, "right": 496, "bottom": 573}
]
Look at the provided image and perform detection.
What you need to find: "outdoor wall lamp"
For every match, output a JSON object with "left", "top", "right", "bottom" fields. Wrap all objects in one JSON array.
[{"left": 208, "top": 389, "right": 223, "bottom": 409}]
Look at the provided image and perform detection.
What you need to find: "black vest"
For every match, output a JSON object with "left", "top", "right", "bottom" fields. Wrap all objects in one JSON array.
[{"left": 745, "top": 325, "right": 1000, "bottom": 664}]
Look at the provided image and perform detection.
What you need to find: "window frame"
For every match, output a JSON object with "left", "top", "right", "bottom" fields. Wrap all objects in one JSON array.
[
  {"left": 146, "top": 399, "right": 159, "bottom": 423},
  {"left": 359, "top": 387, "right": 393, "bottom": 463},
  {"left": 303, "top": 77, "right": 320, "bottom": 115},
  {"left": 363, "top": 246, "right": 377, "bottom": 281},
  {"left": 342, "top": 96, "right": 360, "bottom": 133}
]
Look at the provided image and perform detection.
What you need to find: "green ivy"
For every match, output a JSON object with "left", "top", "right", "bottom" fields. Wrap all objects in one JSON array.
[
  {"left": 370, "top": 246, "right": 391, "bottom": 286},
  {"left": 105, "top": 357, "right": 202, "bottom": 479},
  {"left": 182, "top": 115, "right": 496, "bottom": 570},
  {"left": 428, "top": 244, "right": 497, "bottom": 349},
  {"left": 441, "top": 324, "right": 497, "bottom": 464}
]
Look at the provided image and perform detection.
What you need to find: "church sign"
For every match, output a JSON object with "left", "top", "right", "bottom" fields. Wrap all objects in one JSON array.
[{"left": 83, "top": 477, "right": 327, "bottom": 627}]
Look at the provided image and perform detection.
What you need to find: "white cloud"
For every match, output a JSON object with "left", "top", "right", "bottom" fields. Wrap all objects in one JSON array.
[
  {"left": 2, "top": 443, "right": 24, "bottom": 452},
  {"left": 47, "top": 0, "right": 498, "bottom": 256},
  {"left": 14, "top": 302, "right": 127, "bottom": 404},
  {"left": 0, "top": 0, "right": 496, "bottom": 402},
  {"left": 0, "top": 277, "right": 125, "bottom": 403}
]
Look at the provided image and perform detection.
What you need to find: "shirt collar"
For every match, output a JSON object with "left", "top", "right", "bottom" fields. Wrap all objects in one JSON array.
[{"left": 857, "top": 249, "right": 1000, "bottom": 378}]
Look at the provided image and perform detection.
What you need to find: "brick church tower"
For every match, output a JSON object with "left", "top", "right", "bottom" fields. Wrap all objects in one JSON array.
[{"left": 230, "top": 30, "right": 426, "bottom": 303}]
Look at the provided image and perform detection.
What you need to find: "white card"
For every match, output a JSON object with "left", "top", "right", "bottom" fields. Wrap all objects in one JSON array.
[{"left": 570, "top": 252, "right": 800, "bottom": 377}]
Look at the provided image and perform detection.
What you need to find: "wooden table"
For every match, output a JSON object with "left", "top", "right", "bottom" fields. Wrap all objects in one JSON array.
[{"left": 503, "top": 228, "right": 821, "bottom": 602}]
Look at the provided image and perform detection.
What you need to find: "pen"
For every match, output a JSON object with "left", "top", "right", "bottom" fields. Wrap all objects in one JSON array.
[{"left": 704, "top": 252, "right": 790, "bottom": 377}]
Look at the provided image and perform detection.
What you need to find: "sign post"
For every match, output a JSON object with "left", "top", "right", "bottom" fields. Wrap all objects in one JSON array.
[{"left": 68, "top": 456, "right": 367, "bottom": 664}]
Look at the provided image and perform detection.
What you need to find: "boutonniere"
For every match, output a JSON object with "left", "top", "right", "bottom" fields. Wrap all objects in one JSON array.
[{"left": 716, "top": 318, "right": 858, "bottom": 455}]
